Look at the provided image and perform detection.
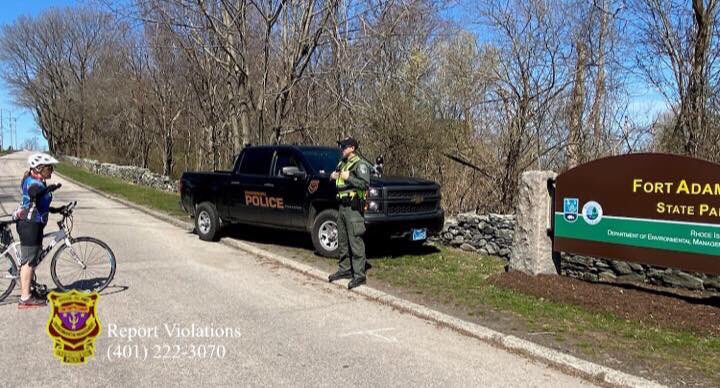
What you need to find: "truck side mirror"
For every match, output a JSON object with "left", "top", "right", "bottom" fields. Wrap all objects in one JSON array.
[
  {"left": 374, "top": 155, "right": 384, "bottom": 176},
  {"left": 282, "top": 166, "right": 307, "bottom": 179}
]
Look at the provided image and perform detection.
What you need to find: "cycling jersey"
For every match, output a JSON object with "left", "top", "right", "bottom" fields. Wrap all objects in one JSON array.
[{"left": 18, "top": 175, "right": 52, "bottom": 224}]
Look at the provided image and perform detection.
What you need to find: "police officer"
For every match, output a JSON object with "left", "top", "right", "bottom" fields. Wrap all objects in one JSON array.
[{"left": 328, "top": 137, "right": 371, "bottom": 289}]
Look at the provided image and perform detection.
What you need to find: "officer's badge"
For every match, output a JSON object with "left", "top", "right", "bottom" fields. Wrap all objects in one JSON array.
[
  {"left": 308, "top": 179, "right": 319, "bottom": 194},
  {"left": 46, "top": 290, "right": 101, "bottom": 364},
  {"left": 358, "top": 164, "right": 368, "bottom": 175},
  {"left": 563, "top": 198, "right": 579, "bottom": 223}
]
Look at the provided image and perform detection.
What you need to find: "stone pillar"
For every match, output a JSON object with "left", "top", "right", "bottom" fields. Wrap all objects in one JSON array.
[{"left": 509, "top": 170, "right": 558, "bottom": 275}]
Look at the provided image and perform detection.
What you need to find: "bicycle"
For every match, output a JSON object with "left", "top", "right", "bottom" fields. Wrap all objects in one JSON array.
[{"left": 0, "top": 201, "right": 117, "bottom": 302}]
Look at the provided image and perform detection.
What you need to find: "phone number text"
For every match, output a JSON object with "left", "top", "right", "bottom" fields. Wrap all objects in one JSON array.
[{"left": 106, "top": 343, "right": 227, "bottom": 362}]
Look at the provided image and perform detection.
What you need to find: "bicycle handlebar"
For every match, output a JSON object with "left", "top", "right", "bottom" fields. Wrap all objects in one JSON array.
[
  {"left": 56, "top": 202, "right": 76, "bottom": 236},
  {"left": 59, "top": 201, "right": 77, "bottom": 216}
]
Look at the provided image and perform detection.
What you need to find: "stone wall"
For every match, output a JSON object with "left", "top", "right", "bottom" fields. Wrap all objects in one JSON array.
[
  {"left": 436, "top": 211, "right": 720, "bottom": 292},
  {"left": 62, "top": 156, "right": 178, "bottom": 193},
  {"left": 435, "top": 212, "right": 515, "bottom": 260},
  {"left": 561, "top": 254, "right": 720, "bottom": 291}
]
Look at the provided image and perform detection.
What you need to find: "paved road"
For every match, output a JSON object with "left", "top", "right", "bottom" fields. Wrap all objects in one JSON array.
[{"left": 0, "top": 151, "right": 592, "bottom": 387}]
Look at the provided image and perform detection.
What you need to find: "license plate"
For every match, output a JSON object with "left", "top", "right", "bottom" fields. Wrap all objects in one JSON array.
[{"left": 411, "top": 228, "right": 427, "bottom": 241}]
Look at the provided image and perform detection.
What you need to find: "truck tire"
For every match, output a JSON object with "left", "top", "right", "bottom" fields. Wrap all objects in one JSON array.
[
  {"left": 311, "top": 209, "right": 339, "bottom": 258},
  {"left": 195, "top": 202, "right": 220, "bottom": 241}
]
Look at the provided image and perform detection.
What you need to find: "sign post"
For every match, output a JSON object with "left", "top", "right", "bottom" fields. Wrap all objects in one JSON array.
[{"left": 509, "top": 170, "right": 559, "bottom": 275}]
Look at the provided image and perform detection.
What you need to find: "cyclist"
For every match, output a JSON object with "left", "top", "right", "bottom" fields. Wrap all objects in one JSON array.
[{"left": 12, "top": 153, "right": 62, "bottom": 309}]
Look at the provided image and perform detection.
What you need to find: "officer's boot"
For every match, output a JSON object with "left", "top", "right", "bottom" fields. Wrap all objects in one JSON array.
[
  {"left": 328, "top": 270, "right": 353, "bottom": 282},
  {"left": 347, "top": 276, "right": 366, "bottom": 289}
]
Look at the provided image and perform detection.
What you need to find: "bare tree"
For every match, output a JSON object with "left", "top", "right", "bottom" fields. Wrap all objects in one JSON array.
[
  {"left": 634, "top": 0, "right": 720, "bottom": 159},
  {"left": 145, "top": 21, "right": 189, "bottom": 176},
  {"left": 480, "top": 0, "right": 571, "bottom": 211},
  {"left": 0, "top": 7, "right": 122, "bottom": 156},
  {"left": 565, "top": 0, "right": 627, "bottom": 166},
  {"left": 21, "top": 136, "right": 41, "bottom": 151},
  {"left": 566, "top": 27, "right": 588, "bottom": 168}
]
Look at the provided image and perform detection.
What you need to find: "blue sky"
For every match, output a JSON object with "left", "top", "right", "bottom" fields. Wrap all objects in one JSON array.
[{"left": 0, "top": 0, "right": 79, "bottom": 151}]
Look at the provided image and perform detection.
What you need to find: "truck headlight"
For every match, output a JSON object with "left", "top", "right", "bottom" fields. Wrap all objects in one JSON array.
[
  {"left": 368, "top": 187, "right": 380, "bottom": 198},
  {"left": 367, "top": 201, "right": 380, "bottom": 212}
]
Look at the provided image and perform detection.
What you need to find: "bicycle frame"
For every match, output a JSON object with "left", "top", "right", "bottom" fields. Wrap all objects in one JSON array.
[
  {"left": 1, "top": 205, "right": 84, "bottom": 281},
  {"left": 1, "top": 241, "right": 20, "bottom": 274}
]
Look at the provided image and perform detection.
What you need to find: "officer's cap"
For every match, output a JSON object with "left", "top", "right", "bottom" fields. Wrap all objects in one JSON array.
[{"left": 337, "top": 137, "right": 359, "bottom": 149}]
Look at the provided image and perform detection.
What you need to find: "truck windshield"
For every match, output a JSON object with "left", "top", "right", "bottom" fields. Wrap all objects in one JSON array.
[{"left": 302, "top": 149, "right": 341, "bottom": 174}]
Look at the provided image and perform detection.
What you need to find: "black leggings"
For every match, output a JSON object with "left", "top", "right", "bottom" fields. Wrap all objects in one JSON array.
[{"left": 16, "top": 221, "right": 44, "bottom": 267}]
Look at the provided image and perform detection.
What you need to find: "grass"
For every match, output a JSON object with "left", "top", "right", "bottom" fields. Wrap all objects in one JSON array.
[
  {"left": 368, "top": 248, "right": 720, "bottom": 379},
  {"left": 56, "top": 160, "right": 720, "bottom": 383},
  {"left": 55, "top": 163, "right": 186, "bottom": 219}
]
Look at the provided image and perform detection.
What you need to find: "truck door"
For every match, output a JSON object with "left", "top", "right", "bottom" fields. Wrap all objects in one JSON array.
[
  {"left": 264, "top": 149, "right": 308, "bottom": 228},
  {"left": 227, "top": 147, "right": 275, "bottom": 224}
]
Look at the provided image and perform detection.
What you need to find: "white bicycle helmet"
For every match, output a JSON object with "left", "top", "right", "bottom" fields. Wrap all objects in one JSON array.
[{"left": 28, "top": 153, "right": 59, "bottom": 169}]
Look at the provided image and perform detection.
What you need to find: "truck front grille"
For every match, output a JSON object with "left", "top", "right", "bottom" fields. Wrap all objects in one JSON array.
[
  {"left": 387, "top": 189, "right": 437, "bottom": 199},
  {"left": 384, "top": 187, "right": 440, "bottom": 215},
  {"left": 387, "top": 202, "right": 438, "bottom": 214}
]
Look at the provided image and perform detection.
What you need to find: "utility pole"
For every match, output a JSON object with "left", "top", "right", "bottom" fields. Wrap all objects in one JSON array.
[
  {"left": 12, "top": 117, "right": 18, "bottom": 150},
  {"left": 8, "top": 112, "right": 13, "bottom": 150},
  {"left": 12, "top": 113, "right": 15, "bottom": 150},
  {"left": 7, "top": 111, "right": 11, "bottom": 151},
  {"left": 0, "top": 109, "right": 3, "bottom": 151}
]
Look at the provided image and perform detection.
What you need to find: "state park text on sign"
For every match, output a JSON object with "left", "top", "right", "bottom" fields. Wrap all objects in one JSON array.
[{"left": 553, "top": 154, "right": 720, "bottom": 274}]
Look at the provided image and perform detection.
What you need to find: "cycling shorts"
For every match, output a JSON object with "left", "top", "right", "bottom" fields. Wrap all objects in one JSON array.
[{"left": 16, "top": 221, "right": 44, "bottom": 267}]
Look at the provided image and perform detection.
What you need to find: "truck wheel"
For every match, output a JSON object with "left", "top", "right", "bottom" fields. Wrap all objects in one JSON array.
[
  {"left": 311, "top": 209, "right": 339, "bottom": 258},
  {"left": 195, "top": 202, "right": 220, "bottom": 241}
]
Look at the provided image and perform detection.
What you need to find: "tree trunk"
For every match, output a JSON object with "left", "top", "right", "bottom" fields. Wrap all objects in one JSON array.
[
  {"left": 164, "top": 124, "right": 173, "bottom": 177},
  {"left": 672, "top": 0, "right": 716, "bottom": 156},
  {"left": 239, "top": 93, "right": 250, "bottom": 148},
  {"left": 567, "top": 40, "right": 587, "bottom": 168},
  {"left": 222, "top": 4, "right": 245, "bottom": 152},
  {"left": 589, "top": 0, "right": 608, "bottom": 156},
  {"left": 683, "top": 0, "right": 716, "bottom": 156}
]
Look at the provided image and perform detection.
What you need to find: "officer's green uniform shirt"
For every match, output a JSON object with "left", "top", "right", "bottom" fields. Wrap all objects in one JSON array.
[{"left": 335, "top": 154, "right": 371, "bottom": 277}]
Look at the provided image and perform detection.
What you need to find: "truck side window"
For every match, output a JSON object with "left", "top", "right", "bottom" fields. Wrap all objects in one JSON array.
[
  {"left": 273, "top": 152, "right": 304, "bottom": 177},
  {"left": 238, "top": 148, "right": 274, "bottom": 175}
]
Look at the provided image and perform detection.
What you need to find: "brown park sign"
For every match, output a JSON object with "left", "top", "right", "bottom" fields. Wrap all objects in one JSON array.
[{"left": 553, "top": 153, "right": 720, "bottom": 274}]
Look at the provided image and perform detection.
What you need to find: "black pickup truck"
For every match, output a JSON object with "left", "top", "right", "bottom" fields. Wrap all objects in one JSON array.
[{"left": 179, "top": 145, "right": 444, "bottom": 257}]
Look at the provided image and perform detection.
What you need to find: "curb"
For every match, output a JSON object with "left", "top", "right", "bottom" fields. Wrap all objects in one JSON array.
[{"left": 56, "top": 171, "right": 663, "bottom": 388}]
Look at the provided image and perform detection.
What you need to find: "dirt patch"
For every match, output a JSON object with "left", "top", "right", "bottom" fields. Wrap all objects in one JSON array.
[{"left": 490, "top": 271, "right": 720, "bottom": 337}]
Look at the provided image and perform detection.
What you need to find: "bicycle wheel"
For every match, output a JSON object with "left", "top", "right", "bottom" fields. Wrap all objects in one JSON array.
[
  {"left": 50, "top": 237, "right": 116, "bottom": 293},
  {"left": 0, "top": 251, "right": 18, "bottom": 301}
]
